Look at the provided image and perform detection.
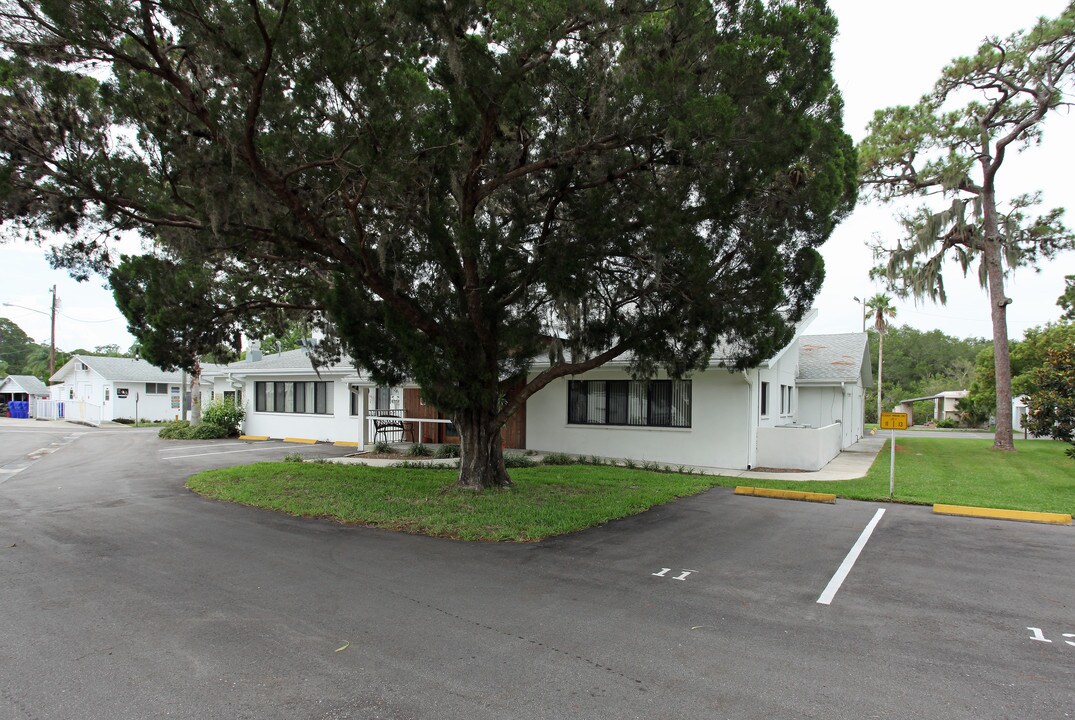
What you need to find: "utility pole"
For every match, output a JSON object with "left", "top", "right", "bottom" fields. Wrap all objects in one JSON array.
[{"left": 49, "top": 285, "right": 57, "bottom": 380}]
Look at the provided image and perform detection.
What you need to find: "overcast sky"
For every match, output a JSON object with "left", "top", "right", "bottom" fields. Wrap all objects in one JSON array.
[{"left": 1, "top": 0, "right": 1072, "bottom": 352}]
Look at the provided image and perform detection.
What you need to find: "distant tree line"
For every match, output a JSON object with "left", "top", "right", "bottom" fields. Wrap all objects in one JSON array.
[
  {"left": 0, "top": 317, "right": 137, "bottom": 382},
  {"left": 864, "top": 325, "right": 989, "bottom": 423},
  {"left": 864, "top": 318, "right": 1075, "bottom": 430}
]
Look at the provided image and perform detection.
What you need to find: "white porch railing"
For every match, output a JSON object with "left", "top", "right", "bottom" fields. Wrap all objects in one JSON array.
[
  {"left": 35, "top": 399, "right": 102, "bottom": 427},
  {"left": 366, "top": 414, "right": 453, "bottom": 445}
]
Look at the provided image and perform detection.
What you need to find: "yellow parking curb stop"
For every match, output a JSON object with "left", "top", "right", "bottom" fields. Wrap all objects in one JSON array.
[{"left": 734, "top": 486, "right": 836, "bottom": 504}]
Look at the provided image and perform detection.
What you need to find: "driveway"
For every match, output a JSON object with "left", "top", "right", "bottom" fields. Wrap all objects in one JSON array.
[{"left": 1, "top": 428, "right": 1072, "bottom": 719}]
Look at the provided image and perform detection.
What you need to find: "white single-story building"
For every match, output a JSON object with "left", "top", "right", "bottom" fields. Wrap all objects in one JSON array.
[
  {"left": 1, "top": 374, "right": 50, "bottom": 404},
  {"left": 795, "top": 334, "right": 871, "bottom": 450},
  {"left": 203, "top": 344, "right": 398, "bottom": 444},
  {"left": 48, "top": 355, "right": 188, "bottom": 423},
  {"left": 202, "top": 315, "right": 872, "bottom": 471},
  {"left": 525, "top": 327, "right": 870, "bottom": 472}
]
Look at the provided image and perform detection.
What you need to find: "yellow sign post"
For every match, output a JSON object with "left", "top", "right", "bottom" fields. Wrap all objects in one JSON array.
[
  {"left": 880, "top": 412, "right": 908, "bottom": 430},
  {"left": 879, "top": 412, "right": 908, "bottom": 497}
]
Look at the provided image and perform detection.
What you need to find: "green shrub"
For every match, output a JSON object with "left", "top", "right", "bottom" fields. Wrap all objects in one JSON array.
[
  {"left": 190, "top": 422, "right": 229, "bottom": 439},
  {"left": 158, "top": 419, "right": 229, "bottom": 440},
  {"left": 434, "top": 444, "right": 461, "bottom": 459},
  {"left": 406, "top": 443, "right": 433, "bottom": 457},
  {"left": 541, "top": 452, "right": 575, "bottom": 466},
  {"left": 283, "top": 453, "right": 305, "bottom": 463},
  {"left": 373, "top": 440, "right": 396, "bottom": 454},
  {"left": 936, "top": 418, "right": 957, "bottom": 429},
  {"left": 158, "top": 421, "right": 191, "bottom": 439},
  {"left": 202, "top": 398, "right": 246, "bottom": 435},
  {"left": 503, "top": 453, "right": 536, "bottom": 468}
]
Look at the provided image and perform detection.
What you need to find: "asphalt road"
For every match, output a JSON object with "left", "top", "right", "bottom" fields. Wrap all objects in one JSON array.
[{"left": 1, "top": 425, "right": 1072, "bottom": 719}]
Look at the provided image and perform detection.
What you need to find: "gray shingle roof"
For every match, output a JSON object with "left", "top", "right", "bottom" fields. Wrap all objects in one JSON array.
[
  {"left": 0, "top": 374, "right": 48, "bottom": 394},
  {"left": 798, "top": 333, "right": 871, "bottom": 384},
  {"left": 55, "top": 355, "right": 183, "bottom": 383},
  {"left": 208, "top": 348, "right": 355, "bottom": 373}
]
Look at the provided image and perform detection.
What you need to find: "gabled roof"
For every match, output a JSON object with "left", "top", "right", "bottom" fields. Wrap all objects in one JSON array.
[
  {"left": 0, "top": 374, "right": 49, "bottom": 395},
  {"left": 51, "top": 355, "right": 182, "bottom": 384},
  {"left": 797, "top": 333, "right": 873, "bottom": 387}
]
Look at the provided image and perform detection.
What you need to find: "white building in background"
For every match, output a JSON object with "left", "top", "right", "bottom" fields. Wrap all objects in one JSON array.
[
  {"left": 526, "top": 324, "right": 871, "bottom": 472},
  {"left": 202, "top": 313, "right": 872, "bottom": 472},
  {"left": 48, "top": 355, "right": 187, "bottom": 423}
]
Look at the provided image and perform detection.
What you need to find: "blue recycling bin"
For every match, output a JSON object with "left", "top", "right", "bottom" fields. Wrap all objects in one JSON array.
[{"left": 8, "top": 401, "right": 29, "bottom": 419}]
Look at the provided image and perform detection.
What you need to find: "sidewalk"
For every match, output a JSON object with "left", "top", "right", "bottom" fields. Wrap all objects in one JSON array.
[
  {"left": 326, "top": 434, "right": 888, "bottom": 481},
  {"left": 0, "top": 417, "right": 132, "bottom": 430}
]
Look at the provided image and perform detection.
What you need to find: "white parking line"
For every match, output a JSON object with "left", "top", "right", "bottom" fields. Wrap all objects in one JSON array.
[
  {"left": 161, "top": 446, "right": 297, "bottom": 460},
  {"left": 817, "top": 508, "right": 886, "bottom": 606}
]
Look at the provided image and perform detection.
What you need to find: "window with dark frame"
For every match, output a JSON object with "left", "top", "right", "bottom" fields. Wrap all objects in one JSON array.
[
  {"left": 145, "top": 382, "right": 168, "bottom": 395},
  {"left": 567, "top": 379, "right": 691, "bottom": 428},
  {"left": 760, "top": 381, "right": 769, "bottom": 416},
  {"left": 254, "top": 381, "right": 332, "bottom": 414}
]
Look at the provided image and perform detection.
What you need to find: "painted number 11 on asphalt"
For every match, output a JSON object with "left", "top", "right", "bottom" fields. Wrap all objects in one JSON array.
[{"left": 1028, "top": 627, "right": 1075, "bottom": 646}]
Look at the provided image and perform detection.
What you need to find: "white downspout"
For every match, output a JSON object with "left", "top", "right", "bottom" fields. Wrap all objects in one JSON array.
[{"left": 742, "top": 370, "right": 755, "bottom": 470}]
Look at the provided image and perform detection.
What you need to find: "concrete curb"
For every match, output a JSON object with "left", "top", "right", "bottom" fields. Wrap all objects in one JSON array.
[
  {"left": 734, "top": 486, "right": 836, "bottom": 504},
  {"left": 933, "top": 504, "right": 1072, "bottom": 525},
  {"left": 283, "top": 437, "right": 317, "bottom": 445},
  {"left": 239, "top": 435, "right": 269, "bottom": 441}
]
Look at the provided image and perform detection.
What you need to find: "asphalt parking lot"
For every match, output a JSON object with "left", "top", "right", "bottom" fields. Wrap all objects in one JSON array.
[{"left": 1, "top": 423, "right": 1072, "bottom": 719}]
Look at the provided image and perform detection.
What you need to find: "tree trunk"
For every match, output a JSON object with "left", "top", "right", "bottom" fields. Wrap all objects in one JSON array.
[
  {"left": 189, "top": 360, "right": 202, "bottom": 426},
  {"left": 455, "top": 410, "right": 511, "bottom": 490},
  {"left": 877, "top": 332, "right": 884, "bottom": 423},
  {"left": 981, "top": 191, "right": 1015, "bottom": 451}
]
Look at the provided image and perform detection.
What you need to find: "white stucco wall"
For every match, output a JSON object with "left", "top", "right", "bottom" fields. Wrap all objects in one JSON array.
[
  {"left": 524, "top": 368, "right": 752, "bottom": 469},
  {"left": 51, "top": 368, "right": 178, "bottom": 422},
  {"left": 108, "top": 382, "right": 183, "bottom": 422},
  {"left": 239, "top": 375, "right": 363, "bottom": 444},
  {"left": 756, "top": 423, "right": 843, "bottom": 471},
  {"left": 797, "top": 384, "right": 864, "bottom": 449}
]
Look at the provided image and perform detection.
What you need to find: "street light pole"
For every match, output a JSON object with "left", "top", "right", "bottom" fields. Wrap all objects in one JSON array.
[
  {"left": 2, "top": 290, "right": 58, "bottom": 379},
  {"left": 49, "top": 285, "right": 57, "bottom": 379},
  {"left": 852, "top": 296, "right": 866, "bottom": 332}
]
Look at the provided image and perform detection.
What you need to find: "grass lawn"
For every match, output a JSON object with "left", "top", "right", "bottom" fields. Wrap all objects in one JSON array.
[
  {"left": 713, "top": 438, "right": 1075, "bottom": 516},
  {"left": 187, "top": 463, "right": 724, "bottom": 541},
  {"left": 187, "top": 438, "right": 1074, "bottom": 542}
]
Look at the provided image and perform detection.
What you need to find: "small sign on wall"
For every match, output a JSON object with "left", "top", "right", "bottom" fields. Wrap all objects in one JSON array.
[
  {"left": 170, "top": 386, "right": 181, "bottom": 409},
  {"left": 116, "top": 388, "right": 129, "bottom": 398}
]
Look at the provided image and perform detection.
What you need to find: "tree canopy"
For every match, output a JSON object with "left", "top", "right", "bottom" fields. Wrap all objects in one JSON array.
[
  {"left": 0, "top": 317, "right": 37, "bottom": 376},
  {"left": 1025, "top": 345, "right": 1075, "bottom": 460},
  {"left": 1059, "top": 275, "right": 1075, "bottom": 321},
  {"left": 0, "top": 0, "right": 856, "bottom": 487},
  {"left": 859, "top": 5, "right": 1075, "bottom": 450}
]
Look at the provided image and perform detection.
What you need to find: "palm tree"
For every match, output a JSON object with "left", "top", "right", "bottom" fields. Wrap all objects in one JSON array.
[{"left": 866, "top": 293, "right": 897, "bottom": 423}]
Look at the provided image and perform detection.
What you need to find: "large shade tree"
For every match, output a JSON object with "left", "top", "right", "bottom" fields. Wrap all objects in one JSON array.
[
  {"left": 0, "top": 0, "right": 856, "bottom": 488},
  {"left": 859, "top": 5, "right": 1075, "bottom": 451}
]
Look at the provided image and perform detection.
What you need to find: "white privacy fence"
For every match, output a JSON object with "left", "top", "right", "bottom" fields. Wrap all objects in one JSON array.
[{"left": 35, "top": 399, "right": 102, "bottom": 427}]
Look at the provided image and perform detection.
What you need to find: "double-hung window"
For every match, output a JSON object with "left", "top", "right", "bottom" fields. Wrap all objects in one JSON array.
[
  {"left": 146, "top": 382, "right": 168, "bottom": 395},
  {"left": 567, "top": 379, "right": 691, "bottom": 428},
  {"left": 254, "top": 381, "right": 333, "bottom": 414}
]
